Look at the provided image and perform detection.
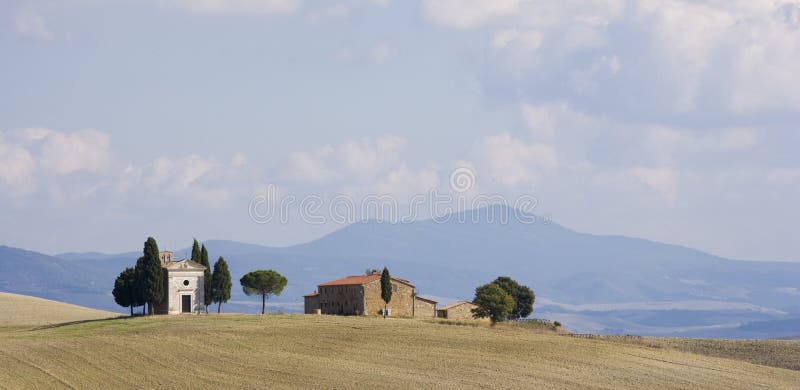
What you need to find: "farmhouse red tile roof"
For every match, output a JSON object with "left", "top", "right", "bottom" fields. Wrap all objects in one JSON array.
[
  {"left": 318, "top": 274, "right": 415, "bottom": 287},
  {"left": 318, "top": 274, "right": 381, "bottom": 286},
  {"left": 414, "top": 296, "right": 438, "bottom": 304},
  {"left": 438, "top": 301, "right": 474, "bottom": 311},
  {"left": 303, "top": 292, "right": 319, "bottom": 297}
]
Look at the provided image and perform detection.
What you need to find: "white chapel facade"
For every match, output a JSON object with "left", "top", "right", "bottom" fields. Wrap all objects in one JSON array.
[{"left": 153, "top": 250, "right": 206, "bottom": 315}]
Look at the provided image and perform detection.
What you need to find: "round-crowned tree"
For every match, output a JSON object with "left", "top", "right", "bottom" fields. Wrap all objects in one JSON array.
[
  {"left": 472, "top": 283, "right": 515, "bottom": 324},
  {"left": 240, "top": 270, "right": 287, "bottom": 315},
  {"left": 492, "top": 276, "right": 535, "bottom": 320}
]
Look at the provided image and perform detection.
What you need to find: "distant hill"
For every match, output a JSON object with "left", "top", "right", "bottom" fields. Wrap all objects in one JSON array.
[
  {"left": 2, "top": 205, "right": 799, "bottom": 337},
  {"left": 0, "top": 292, "right": 117, "bottom": 326}
]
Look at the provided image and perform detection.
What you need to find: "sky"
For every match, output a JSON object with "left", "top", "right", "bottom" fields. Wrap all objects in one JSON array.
[{"left": 1, "top": 0, "right": 800, "bottom": 261}]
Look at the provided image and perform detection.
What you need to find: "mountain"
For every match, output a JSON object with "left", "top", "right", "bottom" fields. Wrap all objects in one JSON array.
[{"left": 1, "top": 205, "right": 799, "bottom": 337}]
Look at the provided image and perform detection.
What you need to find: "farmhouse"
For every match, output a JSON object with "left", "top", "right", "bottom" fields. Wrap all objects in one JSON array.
[
  {"left": 436, "top": 301, "right": 479, "bottom": 320},
  {"left": 152, "top": 251, "right": 206, "bottom": 315},
  {"left": 304, "top": 271, "right": 437, "bottom": 317}
]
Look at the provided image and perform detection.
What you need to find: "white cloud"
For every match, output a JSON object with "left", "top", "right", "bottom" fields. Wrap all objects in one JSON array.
[
  {"left": 15, "top": 9, "right": 51, "bottom": 41},
  {"left": 767, "top": 169, "right": 800, "bottom": 186},
  {"left": 423, "top": 0, "right": 800, "bottom": 115},
  {"left": 474, "top": 132, "right": 558, "bottom": 187},
  {"left": 492, "top": 29, "right": 542, "bottom": 49},
  {"left": 306, "top": 3, "right": 350, "bottom": 22},
  {"left": 288, "top": 145, "right": 338, "bottom": 183},
  {"left": 288, "top": 136, "right": 407, "bottom": 184},
  {"left": 163, "top": 0, "right": 301, "bottom": 14},
  {"left": 631, "top": 167, "right": 678, "bottom": 205},
  {"left": 422, "top": 0, "right": 624, "bottom": 30},
  {"left": 374, "top": 166, "right": 439, "bottom": 197},
  {"left": 0, "top": 138, "right": 36, "bottom": 191},
  {"left": 0, "top": 128, "right": 111, "bottom": 183},
  {"left": 519, "top": 102, "right": 568, "bottom": 139},
  {"left": 119, "top": 153, "right": 245, "bottom": 207},
  {"left": 644, "top": 127, "right": 757, "bottom": 163},
  {"left": 39, "top": 129, "right": 111, "bottom": 175},
  {"left": 369, "top": 43, "right": 396, "bottom": 64},
  {"left": 421, "top": 0, "right": 522, "bottom": 30},
  {"left": 0, "top": 128, "right": 249, "bottom": 208},
  {"left": 230, "top": 153, "right": 247, "bottom": 168}
]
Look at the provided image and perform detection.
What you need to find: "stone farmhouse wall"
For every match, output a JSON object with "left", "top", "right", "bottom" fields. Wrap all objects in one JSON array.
[
  {"left": 439, "top": 302, "right": 477, "bottom": 320},
  {"left": 304, "top": 295, "right": 319, "bottom": 314},
  {"left": 319, "top": 285, "right": 365, "bottom": 315},
  {"left": 363, "top": 279, "right": 414, "bottom": 317},
  {"left": 413, "top": 298, "right": 436, "bottom": 318}
]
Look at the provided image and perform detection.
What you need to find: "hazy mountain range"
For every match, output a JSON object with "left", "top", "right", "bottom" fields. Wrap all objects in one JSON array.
[{"left": 2, "top": 205, "right": 799, "bottom": 338}]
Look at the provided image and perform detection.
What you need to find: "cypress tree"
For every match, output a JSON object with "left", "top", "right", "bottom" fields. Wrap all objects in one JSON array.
[
  {"left": 133, "top": 256, "right": 146, "bottom": 314},
  {"left": 211, "top": 257, "right": 232, "bottom": 314},
  {"left": 191, "top": 239, "right": 201, "bottom": 263},
  {"left": 380, "top": 267, "right": 392, "bottom": 318},
  {"left": 200, "top": 244, "right": 212, "bottom": 313},
  {"left": 136, "top": 237, "right": 163, "bottom": 315}
]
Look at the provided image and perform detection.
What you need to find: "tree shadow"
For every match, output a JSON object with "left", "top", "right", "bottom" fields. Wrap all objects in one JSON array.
[{"left": 30, "top": 315, "right": 134, "bottom": 331}]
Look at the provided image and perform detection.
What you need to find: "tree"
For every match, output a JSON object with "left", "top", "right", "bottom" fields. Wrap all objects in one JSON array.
[
  {"left": 492, "top": 276, "right": 535, "bottom": 320},
  {"left": 112, "top": 267, "right": 137, "bottom": 316},
  {"left": 211, "top": 257, "right": 232, "bottom": 314},
  {"left": 191, "top": 239, "right": 201, "bottom": 263},
  {"left": 240, "top": 270, "right": 287, "bottom": 315},
  {"left": 472, "top": 283, "right": 515, "bottom": 324},
  {"left": 132, "top": 257, "right": 146, "bottom": 315},
  {"left": 200, "top": 244, "right": 212, "bottom": 313},
  {"left": 380, "top": 267, "right": 392, "bottom": 318},
  {"left": 135, "top": 237, "right": 163, "bottom": 315}
]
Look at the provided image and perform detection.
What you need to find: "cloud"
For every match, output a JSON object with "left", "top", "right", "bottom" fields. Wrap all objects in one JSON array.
[
  {"left": 767, "top": 169, "right": 800, "bottom": 186},
  {"left": 374, "top": 166, "right": 439, "bottom": 197},
  {"left": 15, "top": 9, "right": 51, "bottom": 41},
  {"left": 163, "top": 0, "right": 301, "bottom": 14},
  {"left": 306, "top": 3, "right": 350, "bottom": 23},
  {"left": 643, "top": 127, "right": 757, "bottom": 163},
  {"left": 474, "top": 132, "right": 558, "bottom": 187},
  {"left": 118, "top": 153, "right": 247, "bottom": 207},
  {"left": 631, "top": 167, "right": 678, "bottom": 205},
  {"left": 519, "top": 102, "right": 569, "bottom": 139},
  {"left": 423, "top": 0, "right": 800, "bottom": 116},
  {"left": 287, "top": 136, "right": 408, "bottom": 184},
  {"left": 0, "top": 128, "right": 249, "bottom": 208},
  {"left": 39, "top": 129, "right": 111, "bottom": 175},
  {"left": 0, "top": 138, "right": 36, "bottom": 192},
  {"left": 0, "top": 128, "right": 110, "bottom": 180},
  {"left": 492, "top": 29, "right": 542, "bottom": 49},
  {"left": 369, "top": 43, "right": 396, "bottom": 64},
  {"left": 230, "top": 153, "right": 247, "bottom": 168},
  {"left": 421, "top": 0, "right": 523, "bottom": 30}
]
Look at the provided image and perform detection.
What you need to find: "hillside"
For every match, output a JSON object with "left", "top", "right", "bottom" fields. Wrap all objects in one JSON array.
[
  {"left": 0, "top": 314, "right": 798, "bottom": 389},
  {"left": 0, "top": 292, "right": 118, "bottom": 326},
  {"left": 3, "top": 205, "right": 800, "bottom": 336}
]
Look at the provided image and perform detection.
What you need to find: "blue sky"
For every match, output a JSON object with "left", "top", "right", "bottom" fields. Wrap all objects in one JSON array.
[{"left": 1, "top": 0, "right": 799, "bottom": 261}]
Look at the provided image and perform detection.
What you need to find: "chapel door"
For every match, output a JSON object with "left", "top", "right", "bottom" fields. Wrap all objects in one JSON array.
[{"left": 181, "top": 295, "right": 191, "bottom": 313}]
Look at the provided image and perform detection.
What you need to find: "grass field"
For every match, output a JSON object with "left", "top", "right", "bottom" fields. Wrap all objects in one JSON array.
[
  {"left": 571, "top": 334, "right": 800, "bottom": 372},
  {"left": 0, "top": 292, "right": 118, "bottom": 326},
  {"left": 1, "top": 312, "right": 799, "bottom": 389}
]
